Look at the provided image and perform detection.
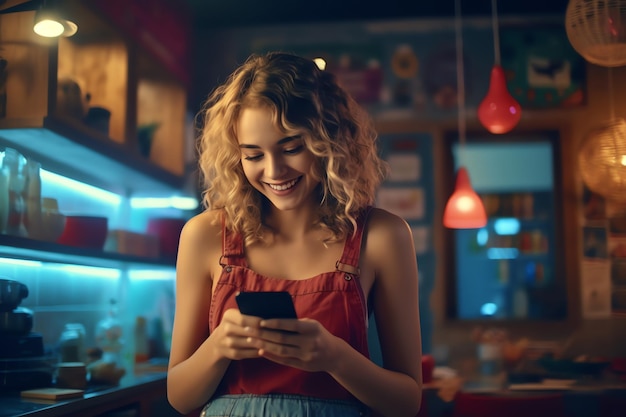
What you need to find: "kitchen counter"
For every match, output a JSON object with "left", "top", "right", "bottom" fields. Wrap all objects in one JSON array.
[
  {"left": 0, "top": 372, "right": 178, "bottom": 417},
  {"left": 421, "top": 368, "right": 626, "bottom": 417}
]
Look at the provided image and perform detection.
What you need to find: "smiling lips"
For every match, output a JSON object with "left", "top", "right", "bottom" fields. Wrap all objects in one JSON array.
[{"left": 266, "top": 177, "right": 301, "bottom": 192}]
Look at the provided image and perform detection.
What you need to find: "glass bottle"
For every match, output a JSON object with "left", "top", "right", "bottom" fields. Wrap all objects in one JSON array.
[
  {"left": 3, "top": 148, "right": 27, "bottom": 237},
  {"left": 0, "top": 55, "right": 7, "bottom": 118},
  {"left": 23, "top": 158, "right": 42, "bottom": 239},
  {"left": 95, "top": 299, "right": 124, "bottom": 365},
  {"left": 0, "top": 150, "right": 9, "bottom": 234}
]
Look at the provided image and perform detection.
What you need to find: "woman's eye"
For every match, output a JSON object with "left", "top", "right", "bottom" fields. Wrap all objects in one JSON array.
[
  {"left": 284, "top": 145, "right": 304, "bottom": 155},
  {"left": 243, "top": 153, "right": 263, "bottom": 161}
]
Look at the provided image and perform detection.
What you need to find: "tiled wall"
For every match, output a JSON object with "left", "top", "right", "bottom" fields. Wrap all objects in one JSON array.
[{"left": 3, "top": 260, "right": 175, "bottom": 364}]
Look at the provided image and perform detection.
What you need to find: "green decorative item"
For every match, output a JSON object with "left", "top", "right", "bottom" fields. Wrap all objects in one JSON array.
[{"left": 137, "top": 123, "right": 159, "bottom": 157}]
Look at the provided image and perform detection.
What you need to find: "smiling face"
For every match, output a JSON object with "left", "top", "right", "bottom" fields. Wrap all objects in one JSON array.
[{"left": 237, "top": 106, "right": 320, "bottom": 212}]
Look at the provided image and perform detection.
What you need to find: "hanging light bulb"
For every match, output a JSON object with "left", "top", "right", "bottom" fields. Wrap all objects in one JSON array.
[
  {"left": 444, "top": 0, "right": 488, "bottom": 229},
  {"left": 33, "top": 6, "right": 78, "bottom": 38},
  {"left": 477, "top": 0, "right": 521, "bottom": 134},
  {"left": 0, "top": 0, "right": 78, "bottom": 38},
  {"left": 444, "top": 167, "right": 487, "bottom": 228}
]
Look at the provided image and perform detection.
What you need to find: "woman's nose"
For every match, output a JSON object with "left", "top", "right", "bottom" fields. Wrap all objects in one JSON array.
[{"left": 265, "top": 154, "right": 286, "bottom": 178}]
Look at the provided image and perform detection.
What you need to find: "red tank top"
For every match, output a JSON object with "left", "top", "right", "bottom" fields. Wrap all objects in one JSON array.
[{"left": 208, "top": 209, "right": 371, "bottom": 401}]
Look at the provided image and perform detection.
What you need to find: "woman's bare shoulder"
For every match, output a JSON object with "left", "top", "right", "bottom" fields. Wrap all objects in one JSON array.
[
  {"left": 366, "top": 207, "right": 412, "bottom": 238},
  {"left": 176, "top": 210, "right": 224, "bottom": 281},
  {"left": 179, "top": 210, "right": 222, "bottom": 247},
  {"left": 364, "top": 207, "right": 415, "bottom": 261}
]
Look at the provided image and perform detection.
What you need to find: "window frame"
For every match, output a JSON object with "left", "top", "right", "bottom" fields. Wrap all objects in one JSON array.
[{"left": 442, "top": 129, "right": 569, "bottom": 323}]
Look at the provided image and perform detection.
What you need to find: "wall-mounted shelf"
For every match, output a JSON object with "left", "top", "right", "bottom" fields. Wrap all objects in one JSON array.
[
  {"left": 0, "top": 116, "right": 184, "bottom": 196},
  {"left": 0, "top": 235, "right": 174, "bottom": 270}
]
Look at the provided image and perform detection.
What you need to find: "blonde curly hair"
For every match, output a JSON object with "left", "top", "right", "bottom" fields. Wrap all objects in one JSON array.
[{"left": 198, "top": 52, "right": 387, "bottom": 244}]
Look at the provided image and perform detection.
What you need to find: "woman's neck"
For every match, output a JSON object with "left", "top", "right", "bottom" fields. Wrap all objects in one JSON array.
[{"left": 263, "top": 205, "right": 321, "bottom": 241}]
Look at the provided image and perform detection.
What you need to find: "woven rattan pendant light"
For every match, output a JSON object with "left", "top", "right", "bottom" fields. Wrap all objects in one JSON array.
[
  {"left": 579, "top": 118, "right": 626, "bottom": 203},
  {"left": 578, "top": 68, "right": 626, "bottom": 203},
  {"left": 565, "top": 0, "right": 626, "bottom": 67},
  {"left": 568, "top": 0, "right": 626, "bottom": 203}
]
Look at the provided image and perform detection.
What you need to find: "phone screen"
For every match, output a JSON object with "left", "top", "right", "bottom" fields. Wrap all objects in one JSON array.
[{"left": 235, "top": 291, "right": 297, "bottom": 319}]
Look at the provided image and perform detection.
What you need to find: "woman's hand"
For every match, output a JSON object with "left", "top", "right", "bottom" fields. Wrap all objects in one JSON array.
[
  {"left": 211, "top": 308, "right": 265, "bottom": 360},
  {"left": 248, "top": 318, "right": 343, "bottom": 373}
]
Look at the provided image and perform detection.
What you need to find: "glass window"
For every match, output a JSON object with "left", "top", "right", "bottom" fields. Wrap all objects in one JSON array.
[{"left": 445, "top": 131, "right": 567, "bottom": 321}]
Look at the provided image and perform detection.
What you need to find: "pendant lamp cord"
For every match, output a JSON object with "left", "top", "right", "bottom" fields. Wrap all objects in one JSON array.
[
  {"left": 607, "top": 66, "right": 620, "bottom": 169},
  {"left": 455, "top": 0, "right": 466, "bottom": 148},
  {"left": 491, "top": 0, "right": 501, "bottom": 66},
  {"left": 608, "top": 66, "right": 615, "bottom": 121}
]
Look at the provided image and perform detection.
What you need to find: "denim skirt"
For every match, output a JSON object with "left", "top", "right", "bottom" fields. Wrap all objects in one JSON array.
[{"left": 200, "top": 394, "right": 370, "bottom": 417}]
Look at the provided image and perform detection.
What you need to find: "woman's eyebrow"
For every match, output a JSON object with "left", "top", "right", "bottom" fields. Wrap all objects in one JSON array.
[{"left": 239, "top": 136, "right": 300, "bottom": 149}]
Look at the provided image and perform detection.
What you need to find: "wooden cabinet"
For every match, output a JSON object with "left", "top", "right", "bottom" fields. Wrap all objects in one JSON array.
[
  {"left": 0, "top": 0, "right": 194, "bottom": 278},
  {"left": 0, "top": 0, "right": 189, "bottom": 195}
]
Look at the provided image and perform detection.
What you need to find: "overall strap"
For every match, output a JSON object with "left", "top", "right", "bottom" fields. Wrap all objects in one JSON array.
[
  {"left": 219, "top": 215, "right": 247, "bottom": 267},
  {"left": 336, "top": 206, "right": 373, "bottom": 275}
]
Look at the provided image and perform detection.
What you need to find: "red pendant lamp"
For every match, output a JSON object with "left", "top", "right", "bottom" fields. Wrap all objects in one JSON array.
[
  {"left": 477, "top": 0, "right": 522, "bottom": 134},
  {"left": 444, "top": 0, "right": 488, "bottom": 229},
  {"left": 444, "top": 167, "right": 487, "bottom": 228}
]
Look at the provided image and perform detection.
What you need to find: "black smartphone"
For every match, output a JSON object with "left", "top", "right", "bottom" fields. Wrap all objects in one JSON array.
[{"left": 235, "top": 291, "right": 297, "bottom": 319}]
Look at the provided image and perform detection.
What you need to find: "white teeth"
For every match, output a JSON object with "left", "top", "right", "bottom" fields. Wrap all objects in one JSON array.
[{"left": 268, "top": 178, "right": 298, "bottom": 191}]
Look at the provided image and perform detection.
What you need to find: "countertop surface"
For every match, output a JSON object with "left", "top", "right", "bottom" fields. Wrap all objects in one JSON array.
[
  {"left": 0, "top": 371, "right": 168, "bottom": 417},
  {"left": 422, "top": 366, "right": 626, "bottom": 417}
]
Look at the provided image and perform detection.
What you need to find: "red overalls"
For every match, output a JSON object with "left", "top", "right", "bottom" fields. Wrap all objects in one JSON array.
[{"left": 208, "top": 209, "right": 371, "bottom": 401}]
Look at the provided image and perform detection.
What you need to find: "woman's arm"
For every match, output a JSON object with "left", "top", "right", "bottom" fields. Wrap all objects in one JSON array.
[
  {"left": 167, "top": 213, "right": 267, "bottom": 414},
  {"left": 166, "top": 213, "right": 227, "bottom": 414},
  {"left": 328, "top": 208, "right": 423, "bottom": 416}
]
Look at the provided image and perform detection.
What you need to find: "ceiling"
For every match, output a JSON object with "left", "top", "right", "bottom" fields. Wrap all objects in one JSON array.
[{"left": 187, "top": 0, "right": 571, "bottom": 31}]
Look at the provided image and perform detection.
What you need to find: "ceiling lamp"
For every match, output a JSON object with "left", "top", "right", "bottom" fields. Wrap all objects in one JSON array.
[
  {"left": 579, "top": 118, "right": 626, "bottom": 203},
  {"left": 477, "top": 0, "right": 522, "bottom": 134},
  {"left": 578, "top": 68, "right": 626, "bottom": 203},
  {"left": 565, "top": 0, "right": 626, "bottom": 67},
  {"left": 444, "top": 167, "right": 488, "bottom": 228},
  {"left": 0, "top": 0, "right": 78, "bottom": 38},
  {"left": 444, "top": 0, "right": 488, "bottom": 229},
  {"left": 568, "top": 0, "right": 626, "bottom": 204}
]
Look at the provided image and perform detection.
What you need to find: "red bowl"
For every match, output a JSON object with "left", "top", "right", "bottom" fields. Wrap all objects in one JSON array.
[
  {"left": 146, "top": 217, "right": 186, "bottom": 260},
  {"left": 57, "top": 216, "right": 108, "bottom": 249}
]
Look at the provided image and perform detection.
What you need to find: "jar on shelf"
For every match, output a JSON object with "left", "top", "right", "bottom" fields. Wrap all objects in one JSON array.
[
  {"left": 59, "top": 323, "right": 87, "bottom": 363},
  {"left": 95, "top": 298, "right": 124, "bottom": 365},
  {"left": 134, "top": 316, "right": 149, "bottom": 364}
]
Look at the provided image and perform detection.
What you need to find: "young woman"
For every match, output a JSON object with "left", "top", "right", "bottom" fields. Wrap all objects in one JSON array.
[{"left": 167, "top": 52, "right": 422, "bottom": 417}]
